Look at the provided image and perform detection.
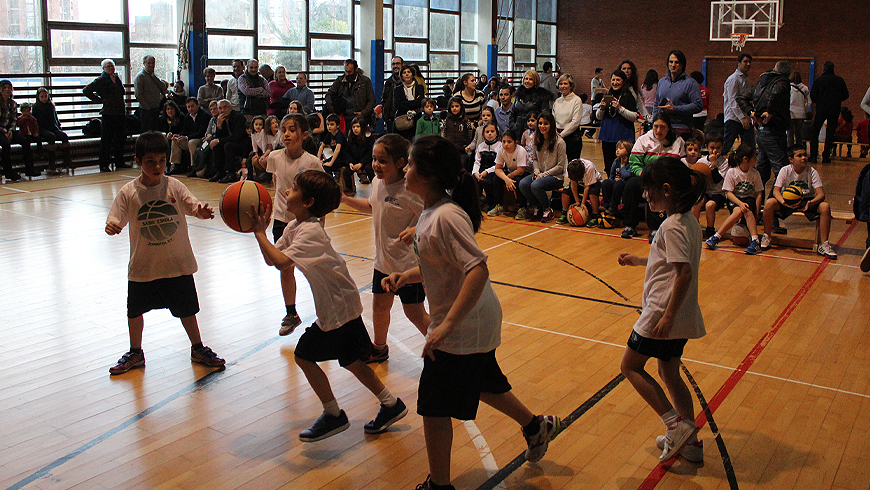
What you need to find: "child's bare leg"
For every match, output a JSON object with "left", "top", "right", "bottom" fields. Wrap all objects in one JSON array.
[
  {"left": 716, "top": 208, "right": 743, "bottom": 236},
  {"left": 179, "top": 315, "right": 203, "bottom": 345},
  {"left": 589, "top": 195, "right": 600, "bottom": 214},
  {"left": 480, "top": 391, "right": 535, "bottom": 426},
  {"left": 295, "top": 356, "right": 337, "bottom": 404},
  {"left": 402, "top": 301, "right": 430, "bottom": 336},
  {"left": 280, "top": 266, "right": 297, "bottom": 305},
  {"left": 128, "top": 315, "right": 145, "bottom": 349},
  {"left": 762, "top": 198, "right": 778, "bottom": 235},
  {"left": 705, "top": 200, "right": 717, "bottom": 228},
  {"left": 818, "top": 201, "right": 832, "bottom": 242},
  {"left": 657, "top": 358, "right": 694, "bottom": 422},
  {"left": 343, "top": 359, "right": 386, "bottom": 395},
  {"left": 371, "top": 293, "right": 394, "bottom": 346},
  {"left": 744, "top": 210, "right": 758, "bottom": 235},
  {"left": 424, "top": 416, "right": 454, "bottom": 486},
  {"left": 620, "top": 347, "right": 673, "bottom": 416},
  {"left": 561, "top": 192, "right": 571, "bottom": 212}
]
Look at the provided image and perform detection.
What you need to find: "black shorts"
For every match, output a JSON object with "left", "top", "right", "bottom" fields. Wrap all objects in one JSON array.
[
  {"left": 294, "top": 316, "right": 372, "bottom": 367},
  {"left": 561, "top": 182, "right": 602, "bottom": 204},
  {"left": 726, "top": 196, "right": 757, "bottom": 216},
  {"left": 417, "top": 349, "right": 512, "bottom": 420},
  {"left": 704, "top": 193, "right": 727, "bottom": 211},
  {"left": 372, "top": 269, "right": 426, "bottom": 304},
  {"left": 272, "top": 219, "right": 288, "bottom": 243},
  {"left": 776, "top": 199, "right": 820, "bottom": 221},
  {"left": 127, "top": 275, "right": 199, "bottom": 319},
  {"left": 627, "top": 330, "right": 688, "bottom": 362}
]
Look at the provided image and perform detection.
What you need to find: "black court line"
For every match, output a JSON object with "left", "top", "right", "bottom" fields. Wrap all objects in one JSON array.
[
  {"left": 490, "top": 280, "right": 640, "bottom": 309},
  {"left": 475, "top": 374, "right": 626, "bottom": 490}
]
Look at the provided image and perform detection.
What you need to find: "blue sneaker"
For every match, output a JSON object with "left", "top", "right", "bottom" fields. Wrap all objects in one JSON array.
[
  {"left": 299, "top": 410, "right": 350, "bottom": 442},
  {"left": 744, "top": 239, "right": 761, "bottom": 255},
  {"left": 705, "top": 235, "right": 720, "bottom": 250},
  {"left": 364, "top": 398, "right": 408, "bottom": 434}
]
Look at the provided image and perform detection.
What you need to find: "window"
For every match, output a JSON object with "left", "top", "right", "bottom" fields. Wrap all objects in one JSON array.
[
  {"left": 129, "top": 0, "right": 177, "bottom": 44},
  {"left": 206, "top": 0, "right": 254, "bottom": 30},
  {"left": 1, "top": 0, "right": 41, "bottom": 41},
  {"left": 497, "top": 0, "right": 557, "bottom": 74}
]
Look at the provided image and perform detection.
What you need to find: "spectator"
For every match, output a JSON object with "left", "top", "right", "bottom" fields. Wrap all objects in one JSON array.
[
  {"left": 84, "top": 59, "right": 129, "bottom": 172},
  {"left": 382, "top": 56, "right": 404, "bottom": 132},
  {"left": 1, "top": 80, "right": 36, "bottom": 180},
  {"left": 326, "top": 59, "right": 376, "bottom": 128},
  {"left": 591, "top": 67, "right": 606, "bottom": 96},
  {"left": 641, "top": 70, "right": 659, "bottom": 116},
  {"left": 723, "top": 53, "right": 754, "bottom": 152},
  {"left": 454, "top": 73, "right": 487, "bottom": 124},
  {"left": 259, "top": 63, "right": 274, "bottom": 82},
  {"left": 483, "top": 76, "right": 501, "bottom": 98},
  {"left": 281, "top": 73, "right": 316, "bottom": 114},
  {"left": 834, "top": 107, "right": 854, "bottom": 156},
  {"left": 169, "top": 80, "right": 187, "bottom": 113},
  {"left": 237, "top": 59, "right": 271, "bottom": 118},
  {"left": 690, "top": 71, "right": 709, "bottom": 131},
  {"left": 477, "top": 73, "right": 488, "bottom": 91},
  {"left": 158, "top": 100, "right": 184, "bottom": 137},
  {"left": 553, "top": 74, "right": 584, "bottom": 160},
  {"left": 208, "top": 99, "right": 248, "bottom": 183},
  {"left": 169, "top": 98, "right": 210, "bottom": 176},
  {"left": 737, "top": 60, "right": 791, "bottom": 186},
  {"left": 268, "top": 65, "right": 295, "bottom": 117},
  {"left": 788, "top": 71, "right": 812, "bottom": 149},
  {"left": 392, "top": 64, "right": 425, "bottom": 141},
  {"left": 197, "top": 67, "right": 224, "bottom": 108},
  {"left": 653, "top": 50, "right": 703, "bottom": 138},
  {"left": 809, "top": 61, "right": 849, "bottom": 163},
  {"left": 225, "top": 59, "right": 245, "bottom": 111},
  {"left": 133, "top": 55, "right": 168, "bottom": 132},
  {"left": 540, "top": 62, "right": 558, "bottom": 100},
  {"left": 510, "top": 69, "right": 553, "bottom": 135},
  {"left": 619, "top": 60, "right": 648, "bottom": 120},
  {"left": 32, "top": 87, "right": 71, "bottom": 169},
  {"left": 495, "top": 84, "right": 515, "bottom": 135},
  {"left": 597, "top": 70, "right": 640, "bottom": 167}
]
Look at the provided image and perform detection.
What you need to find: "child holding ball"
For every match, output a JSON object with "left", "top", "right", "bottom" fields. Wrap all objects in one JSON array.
[
  {"left": 618, "top": 156, "right": 706, "bottom": 463},
  {"left": 105, "top": 131, "right": 225, "bottom": 375}
]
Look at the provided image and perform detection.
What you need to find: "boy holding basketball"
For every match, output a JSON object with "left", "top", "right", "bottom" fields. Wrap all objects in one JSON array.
[
  {"left": 760, "top": 145, "right": 837, "bottom": 258},
  {"left": 248, "top": 170, "right": 408, "bottom": 441},
  {"left": 105, "top": 131, "right": 225, "bottom": 375},
  {"left": 266, "top": 114, "right": 324, "bottom": 335}
]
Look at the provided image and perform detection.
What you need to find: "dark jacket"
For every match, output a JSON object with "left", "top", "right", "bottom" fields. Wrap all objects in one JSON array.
[
  {"left": 215, "top": 110, "right": 248, "bottom": 144},
  {"left": 382, "top": 74, "right": 402, "bottom": 123},
  {"left": 442, "top": 115, "right": 473, "bottom": 152},
  {"left": 855, "top": 163, "right": 870, "bottom": 223},
  {"left": 32, "top": 100, "right": 61, "bottom": 132},
  {"left": 392, "top": 82, "right": 425, "bottom": 119},
  {"left": 510, "top": 86, "right": 553, "bottom": 134},
  {"left": 326, "top": 71, "right": 376, "bottom": 125},
  {"left": 158, "top": 114, "right": 184, "bottom": 134},
  {"left": 238, "top": 71, "right": 270, "bottom": 116},
  {"left": 347, "top": 134, "right": 373, "bottom": 165},
  {"left": 180, "top": 108, "right": 211, "bottom": 139},
  {"left": 84, "top": 71, "right": 127, "bottom": 116},
  {"left": 810, "top": 71, "right": 849, "bottom": 115},
  {"left": 737, "top": 70, "right": 791, "bottom": 132}
]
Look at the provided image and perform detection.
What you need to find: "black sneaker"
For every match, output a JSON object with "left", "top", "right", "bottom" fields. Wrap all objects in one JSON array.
[
  {"left": 621, "top": 226, "right": 636, "bottom": 239},
  {"left": 191, "top": 345, "right": 226, "bottom": 367},
  {"left": 364, "top": 398, "right": 408, "bottom": 434},
  {"left": 415, "top": 476, "right": 456, "bottom": 490},
  {"left": 299, "top": 410, "right": 350, "bottom": 442},
  {"left": 363, "top": 343, "right": 389, "bottom": 363}
]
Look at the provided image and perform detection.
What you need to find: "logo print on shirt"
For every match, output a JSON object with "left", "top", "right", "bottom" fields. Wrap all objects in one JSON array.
[
  {"left": 734, "top": 181, "right": 755, "bottom": 197},
  {"left": 137, "top": 200, "right": 179, "bottom": 244}
]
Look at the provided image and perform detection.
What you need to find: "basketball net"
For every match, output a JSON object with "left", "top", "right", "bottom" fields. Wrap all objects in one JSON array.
[{"left": 731, "top": 33, "right": 749, "bottom": 51}]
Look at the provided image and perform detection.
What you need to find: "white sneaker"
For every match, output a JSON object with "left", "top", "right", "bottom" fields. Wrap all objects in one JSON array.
[
  {"left": 817, "top": 241, "right": 837, "bottom": 259},
  {"left": 659, "top": 417, "right": 699, "bottom": 461},
  {"left": 523, "top": 415, "right": 563, "bottom": 463},
  {"left": 760, "top": 233, "right": 771, "bottom": 251},
  {"left": 487, "top": 204, "right": 503, "bottom": 216},
  {"left": 657, "top": 435, "right": 704, "bottom": 462}
]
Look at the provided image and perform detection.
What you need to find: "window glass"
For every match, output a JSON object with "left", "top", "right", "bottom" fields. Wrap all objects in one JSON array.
[
  {"left": 129, "top": 0, "right": 177, "bottom": 43},
  {"left": 208, "top": 35, "right": 254, "bottom": 60},
  {"left": 258, "top": 49, "right": 307, "bottom": 73},
  {"left": 514, "top": 0, "right": 534, "bottom": 45},
  {"left": 430, "top": 13, "right": 457, "bottom": 51},
  {"left": 515, "top": 47, "right": 534, "bottom": 64},
  {"left": 460, "top": 0, "right": 476, "bottom": 42},
  {"left": 130, "top": 47, "right": 177, "bottom": 83},
  {"left": 383, "top": 8, "right": 393, "bottom": 49},
  {"left": 310, "top": 0, "right": 352, "bottom": 34},
  {"left": 497, "top": 55, "right": 513, "bottom": 74},
  {"left": 429, "top": 54, "right": 457, "bottom": 71},
  {"left": 206, "top": 0, "right": 254, "bottom": 29},
  {"left": 536, "top": 24, "right": 555, "bottom": 56},
  {"left": 48, "top": 0, "right": 122, "bottom": 23},
  {"left": 1, "top": 0, "right": 41, "bottom": 41},
  {"left": 430, "top": 0, "right": 457, "bottom": 9},
  {"left": 311, "top": 39, "right": 351, "bottom": 61},
  {"left": 537, "top": 0, "right": 557, "bottom": 23},
  {"left": 460, "top": 43, "right": 476, "bottom": 65},
  {"left": 394, "top": 42, "right": 426, "bottom": 62},
  {"left": 50, "top": 30, "right": 124, "bottom": 58},
  {"left": 496, "top": 19, "right": 512, "bottom": 53},
  {"left": 394, "top": 0, "right": 426, "bottom": 38},
  {"left": 0, "top": 45, "right": 43, "bottom": 74},
  {"left": 258, "top": 0, "right": 306, "bottom": 47}
]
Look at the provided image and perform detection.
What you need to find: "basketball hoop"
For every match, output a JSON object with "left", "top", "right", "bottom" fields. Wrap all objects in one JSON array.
[{"left": 731, "top": 33, "right": 749, "bottom": 51}]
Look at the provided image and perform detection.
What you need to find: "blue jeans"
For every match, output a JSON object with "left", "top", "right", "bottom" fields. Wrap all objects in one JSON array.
[
  {"left": 518, "top": 174, "right": 562, "bottom": 209},
  {"left": 756, "top": 126, "right": 788, "bottom": 187},
  {"left": 724, "top": 119, "right": 755, "bottom": 152}
]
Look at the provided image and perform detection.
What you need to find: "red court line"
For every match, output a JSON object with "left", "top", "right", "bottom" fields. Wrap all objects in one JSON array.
[{"left": 638, "top": 220, "right": 858, "bottom": 489}]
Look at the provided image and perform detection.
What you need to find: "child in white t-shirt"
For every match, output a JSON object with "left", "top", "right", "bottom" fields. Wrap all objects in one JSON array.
[
  {"left": 681, "top": 136, "right": 702, "bottom": 166},
  {"left": 521, "top": 111, "right": 538, "bottom": 155},
  {"left": 760, "top": 145, "right": 836, "bottom": 258},
  {"left": 557, "top": 157, "right": 602, "bottom": 226},
  {"left": 694, "top": 132, "right": 726, "bottom": 237},
  {"left": 485, "top": 129, "right": 530, "bottom": 216},
  {"left": 105, "top": 132, "right": 225, "bottom": 375},
  {"left": 249, "top": 170, "right": 408, "bottom": 442},
  {"left": 265, "top": 114, "right": 325, "bottom": 335},
  {"left": 340, "top": 134, "right": 429, "bottom": 363},
  {"left": 705, "top": 144, "right": 765, "bottom": 254},
  {"left": 618, "top": 156, "right": 706, "bottom": 463},
  {"left": 383, "top": 135, "right": 562, "bottom": 490}
]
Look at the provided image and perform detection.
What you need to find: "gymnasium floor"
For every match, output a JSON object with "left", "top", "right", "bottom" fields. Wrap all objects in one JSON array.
[{"left": 1, "top": 141, "right": 869, "bottom": 490}]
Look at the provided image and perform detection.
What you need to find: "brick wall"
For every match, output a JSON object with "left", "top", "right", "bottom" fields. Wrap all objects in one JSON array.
[{"left": 556, "top": 1, "right": 870, "bottom": 121}]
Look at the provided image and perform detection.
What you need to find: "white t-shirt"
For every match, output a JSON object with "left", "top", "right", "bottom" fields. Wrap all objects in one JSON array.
[
  {"left": 369, "top": 177, "right": 423, "bottom": 274},
  {"left": 276, "top": 218, "right": 363, "bottom": 331},
  {"left": 580, "top": 103, "right": 593, "bottom": 125},
  {"left": 266, "top": 150, "right": 324, "bottom": 223},
  {"left": 565, "top": 158, "right": 602, "bottom": 186},
  {"left": 773, "top": 164, "right": 823, "bottom": 198},
  {"left": 722, "top": 166, "right": 764, "bottom": 200},
  {"left": 494, "top": 145, "right": 529, "bottom": 173},
  {"left": 634, "top": 213, "right": 705, "bottom": 340},
  {"left": 415, "top": 198, "right": 501, "bottom": 355},
  {"left": 107, "top": 176, "right": 200, "bottom": 282}
]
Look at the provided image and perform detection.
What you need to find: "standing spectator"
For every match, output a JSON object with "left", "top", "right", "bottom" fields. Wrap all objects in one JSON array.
[
  {"left": 0, "top": 80, "right": 36, "bottom": 180},
  {"left": 723, "top": 53, "right": 754, "bottom": 152},
  {"left": 392, "top": 64, "right": 425, "bottom": 141},
  {"left": 282, "top": 73, "right": 316, "bottom": 114},
  {"left": 84, "top": 59, "right": 129, "bottom": 172},
  {"left": 133, "top": 55, "right": 168, "bottom": 132},
  {"left": 619, "top": 60, "right": 648, "bottom": 120},
  {"left": 477, "top": 73, "right": 488, "bottom": 91},
  {"left": 861, "top": 85, "right": 870, "bottom": 151},
  {"left": 597, "top": 70, "right": 640, "bottom": 167},
  {"left": 169, "top": 81, "right": 188, "bottom": 113},
  {"left": 382, "top": 56, "right": 404, "bottom": 133},
  {"left": 553, "top": 74, "right": 584, "bottom": 160},
  {"left": 259, "top": 63, "right": 274, "bottom": 82},
  {"left": 809, "top": 61, "right": 849, "bottom": 163},
  {"left": 495, "top": 85, "right": 514, "bottom": 135},
  {"left": 196, "top": 67, "right": 224, "bottom": 108},
  {"left": 268, "top": 65, "right": 295, "bottom": 117},
  {"left": 483, "top": 76, "right": 500, "bottom": 98},
  {"left": 225, "top": 59, "right": 245, "bottom": 111},
  {"left": 33, "top": 87, "right": 71, "bottom": 169},
  {"left": 454, "top": 73, "right": 487, "bottom": 124},
  {"left": 641, "top": 70, "right": 659, "bottom": 117},
  {"left": 510, "top": 70, "right": 553, "bottom": 134},
  {"left": 326, "top": 59, "right": 376, "bottom": 128},
  {"left": 208, "top": 99, "right": 248, "bottom": 183},
  {"left": 690, "top": 71, "right": 709, "bottom": 131},
  {"left": 653, "top": 50, "right": 703, "bottom": 139},
  {"left": 591, "top": 68, "right": 606, "bottom": 96},
  {"left": 168, "top": 98, "right": 210, "bottom": 175},
  {"left": 737, "top": 60, "right": 792, "bottom": 186},
  {"left": 237, "top": 59, "right": 271, "bottom": 118},
  {"left": 540, "top": 62, "right": 559, "bottom": 100},
  {"left": 788, "top": 71, "right": 812, "bottom": 149}
]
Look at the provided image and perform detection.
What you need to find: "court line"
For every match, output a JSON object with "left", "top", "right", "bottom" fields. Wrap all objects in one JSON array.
[
  {"left": 482, "top": 228, "right": 547, "bottom": 252},
  {"left": 492, "top": 281, "right": 640, "bottom": 309},
  {"left": 637, "top": 219, "right": 859, "bottom": 490},
  {"left": 0, "top": 177, "right": 134, "bottom": 197},
  {"left": 0, "top": 186, "right": 30, "bottom": 193}
]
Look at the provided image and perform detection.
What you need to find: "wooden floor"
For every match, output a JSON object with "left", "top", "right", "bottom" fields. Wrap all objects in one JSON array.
[{"left": 2, "top": 142, "right": 869, "bottom": 490}]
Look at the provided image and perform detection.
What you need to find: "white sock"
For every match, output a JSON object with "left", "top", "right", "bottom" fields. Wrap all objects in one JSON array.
[
  {"left": 376, "top": 387, "right": 397, "bottom": 408},
  {"left": 751, "top": 234, "right": 758, "bottom": 242},
  {"left": 323, "top": 399, "right": 341, "bottom": 417},
  {"left": 713, "top": 232, "right": 721, "bottom": 239},
  {"left": 661, "top": 409, "right": 681, "bottom": 428}
]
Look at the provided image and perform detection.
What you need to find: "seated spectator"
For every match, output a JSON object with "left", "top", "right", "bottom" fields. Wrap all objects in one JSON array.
[
  {"left": 168, "top": 97, "right": 210, "bottom": 175},
  {"left": 208, "top": 99, "right": 249, "bottom": 183},
  {"left": 705, "top": 144, "right": 764, "bottom": 255},
  {"left": 834, "top": 107, "right": 854, "bottom": 156},
  {"left": 695, "top": 131, "right": 727, "bottom": 237},
  {"left": 158, "top": 101, "right": 184, "bottom": 136},
  {"left": 601, "top": 140, "right": 633, "bottom": 216},
  {"left": 169, "top": 81, "right": 188, "bottom": 113},
  {"left": 32, "top": 87, "right": 71, "bottom": 168},
  {"left": 346, "top": 116, "right": 374, "bottom": 186},
  {"left": 192, "top": 100, "right": 221, "bottom": 178},
  {"left": 485, "top": 129, "right": 530, "bottom": 217},
  {"left": 198, "top": 67, "right": 224, "bottom": 107},
  {"left": 268, "top": 65, "right": 295, "bottom": 117},
  {"left": 281, "top": 73, "right": 315, "bottom": 114},
  {"left": 1, "top": 79, "right": 36, "bottom": 180},
  {"left": 857, "top": 112, "right": 869, "bottom": 158},
  {"left": 318, "top": 113, "right": 351, "bottom": 193},
  {"left": 17, "top": 103, "right": 40, "bottom": 151}
]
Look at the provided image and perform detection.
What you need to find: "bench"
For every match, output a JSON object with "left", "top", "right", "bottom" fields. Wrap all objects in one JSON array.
[{"left": 770, "top": 210, "right": 855, "bottom": 251}]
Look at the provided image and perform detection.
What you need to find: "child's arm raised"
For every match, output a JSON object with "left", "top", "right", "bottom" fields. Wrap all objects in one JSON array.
[
  {"left": 651, "top": 261, "right": 691, "bottom": 339},
  {"left": 194, "top": 203, "right": 215, "bottom": 220},
  {"left": 340, "top": 194, "right": 373, "bottom": 214},
  {"left": 248, "top": 203, "right": 294, "bottom": 270},
  {"left": 422, "top": 262, "right": 489, "bottom": 360}
]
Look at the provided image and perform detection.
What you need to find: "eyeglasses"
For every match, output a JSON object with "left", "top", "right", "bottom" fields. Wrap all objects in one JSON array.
[{"left": 392, "top": 62, "right": 402, "bottom": 66}]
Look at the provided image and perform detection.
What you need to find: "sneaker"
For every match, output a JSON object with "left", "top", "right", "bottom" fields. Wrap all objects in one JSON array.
[
  {"left": 515, "top": 207, "right": 528, "bottom": 220},
  {"left": 109, "top": 350, "right": 145, "bottom": 375},
  {"left": 760, "top": 233, "right": 771, "bottom": 251},
  {"left": 524, "top": 414, "right": 563, "bottom": 463},
  {"left": 540, "top": 208, "right": 554, "bottom": 223},
  {"left": 279, "top": 313, "right": 302, "bottom": 336},
  {"left": 772, "top": 224, "right": 788, "bottom": 235},
  {"left": 817, "top": 241, "right": 837, "bottom": 260},
  {"left": 744, "top": 239, "right": 761, "bottom": 255},
  {"left": 359, "top": 174, "right": 371, "bottom": 185},
  {"left": 621, "top": 226, "right": 636, "bottom": 239},
  {"left": 656, "top": 435, "right": 704, "bottom": 463},
  {"left": 555, "top": 214, "right": 568, "bottom": 224},
  {"left": 487, "top": 204, "right": 503, "bottom": 217},
  {"left": 585, "top": 218, "right": 599, "bottom": 228},
  {"left": 659, "top": 417, "right": 699, "bottom": 461},
  {"left": 364, "top": 398, "right": 408, "bottom": 434},
  {"left": 528, "top": 207, "right": 541, "bottom": 221},
  {"left": 705, "top": 235, "right": 720, "bottom": 250},
  {"left": 363, "top": 343, "right": 389, "bottom": 363},
  {"left": 190, "top": 345, "right": 226, "bottom": 367},
  {"left": 299, "top": 410, "right": 350, "bottom": 442},
  {"left": 414, "top": 476, "right": 456, "bottom": 490}
]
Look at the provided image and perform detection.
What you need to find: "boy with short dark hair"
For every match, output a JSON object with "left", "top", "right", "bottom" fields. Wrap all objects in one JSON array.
[
  {"left": 557, "top": 157, "right": 602, "bottom": 225},
  {"left": 318, "top": 114, "right": 349, "bottom": 191},
  {"left": 105, "top": 131, "right": 225, "bottom": 375},
  {"left": 760, "top": 145, "right": 837, "bottom": 258},
  {"left": 249, "top": 170, "right": 408, "bottom": 441},
  {"left": 696, "top": 131, "right": 726, "bottom": 237},
  {"left": 416, "top": 98, "right": 440, "bottom": 137}
]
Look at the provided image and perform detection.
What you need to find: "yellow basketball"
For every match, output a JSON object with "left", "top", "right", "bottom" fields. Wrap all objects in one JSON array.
[
  {"left": 781, "top": 184, "right": 804, "bottom": 206},
  {"left": 597, "top": 212, "right": 619, "bottom": 229}
]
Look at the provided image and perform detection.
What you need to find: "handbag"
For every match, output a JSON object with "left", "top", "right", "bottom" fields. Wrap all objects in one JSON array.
[{"left": 394, "top": 110, "right": 416, "bottom": 131}]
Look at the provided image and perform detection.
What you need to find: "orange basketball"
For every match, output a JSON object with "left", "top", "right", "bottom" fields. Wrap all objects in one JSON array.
[
  {"left": 691, "top": 161, "right": 713, "bottom": 180},
  {"left": 220, "top": 181, "right": 272, "bottom": 233},
  {"left": 567, "top": 203, "right": 589, "bottom": 226}
]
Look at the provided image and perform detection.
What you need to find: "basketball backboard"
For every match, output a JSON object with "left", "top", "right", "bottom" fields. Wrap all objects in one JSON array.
[{"left": 710, "top": 0, "right": 782, "bottom": 41}]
